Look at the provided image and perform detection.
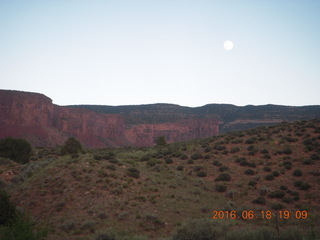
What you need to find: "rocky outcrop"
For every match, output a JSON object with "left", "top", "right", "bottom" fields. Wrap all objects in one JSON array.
[
  {"left": 0, "top": 90, "right": 220, "bottom": 147},
  {"left": 124, "top": 119, "right": 219, "bottom": 147},
  {"left": 2, "top": 90, "right": 319, "bottom": 148}
]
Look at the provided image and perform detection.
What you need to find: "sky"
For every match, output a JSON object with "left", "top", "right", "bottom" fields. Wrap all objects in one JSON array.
[{"left": 1, "top": 0, "right": 320, "bottom": 107}]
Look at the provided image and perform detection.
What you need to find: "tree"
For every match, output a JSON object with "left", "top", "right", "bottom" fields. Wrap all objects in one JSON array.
[
  {"left": 0, "top": 138, "right": 32, "bottom": 164},
  {"left": 61, "top": 137, "right": 84, "bottom": 155},
  {"left": 155, "top": 136, "right": 166, "bottom": 146}
]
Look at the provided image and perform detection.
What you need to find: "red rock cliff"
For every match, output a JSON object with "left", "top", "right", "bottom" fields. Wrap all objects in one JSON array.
[{"left": 0, "top": 90, "right": 220, "bottom": 147}]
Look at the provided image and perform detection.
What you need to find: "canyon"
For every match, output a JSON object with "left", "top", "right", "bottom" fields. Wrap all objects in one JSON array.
[
  {"left": 1, "top": 89, "right": 320, "bottom": 148},
  {"left": 0, "top": 90, "right": 219, "bottom": 147}
]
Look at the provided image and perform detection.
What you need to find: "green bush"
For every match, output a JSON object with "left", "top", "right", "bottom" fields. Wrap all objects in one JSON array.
[
  {"left": 244, "top": 169, "right": 255, "bottom": 176},
  {"left": 187, "top": 159, "right": 194, "bottom": 164},
  {"left": 215, "top": 173, "right": 231, "bottom": 182},
  {"left": 282, "top": 197, "right": 293, "bottom": 204},
  {"left": 215, "top": 183, "right": 227, "bottom": 192},
  {"left": 212, "top": 160, "right": 222, "bottom": 166},
  {"left": 61, "top": 137, "right": 83, "bottom": 155},
  {"left": 310, "top": 153, "right": 320, "bottom": 160},
  {"left": 292, "top": 169, "right": 303, "bottom": 177},
  {"left": 219, "top": 166, "right": 229, "bottom": 172},
  {"left": 225, "top": 226, "right": 276, "bottom": 240},
  {"left": 230, "top": 147, "right": 240, "bottom": 153},
  {"left": 0, "top": 190, "right": 47, "bottom": 240},
  {"left": 191, "top": 153, "right": 203, "bottom": 160},
  {"left": 165, "top": 158, "right": 173, "bottom": 164},
  {"left": 172, "top": 218, "right": 222, "bottom": 240},
  {"left": 0, "top": 190, "right": 16, "bottom": 225},
  {"left": 193, "top": 166, "right": 203, "bottom": 172},
  {"left": 248, "top": 180, "right": 257, "bottom": 187},
  {"left": 268, "top": 190, "right": 285, "bottom": 199},
  {"left": 263, "top": 166, "right": 272, "bottom": 172},
  {"left": 252, "top": 197, "right": 266, "bottom": 205},
  {"left": 272, "top": 171, "right": 279, "bottom": 177},
  {"left": 0, "top": 138, "right": 32, "bottom": 164},
  {"left": 155, "top": 136, "right": 166, "bottom": 146},
  {"left": 197, "top": 171, "right": 207, "bottom": 177},
  {"left": 176, "top": 165, "right": 184, "bottom": 171},
  {"left": 0, "top": 212, "right": 47, "bottom": 240},
  {"left": 265, "top": 174, "right": 274, "bottom": 181},
  {"left": 280, "top": 185, "right": 288, "bottom": 191},
  {"left": 271, "top": 203, "right": 284, "bottom": 210},
  {"left": 282, "top": 147, "right": 292, "bottom": 154},
  {"left": 126, "top": 168, "right": 140, "bottom": 179}
]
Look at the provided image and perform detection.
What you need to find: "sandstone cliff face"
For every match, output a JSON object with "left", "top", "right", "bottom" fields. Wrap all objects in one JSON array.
[
  {"left": 125, "top": 119, "right": 219, "bottom": 147},
  {"left": 0, "top": 90, "right": 220, "bottom": 147}
]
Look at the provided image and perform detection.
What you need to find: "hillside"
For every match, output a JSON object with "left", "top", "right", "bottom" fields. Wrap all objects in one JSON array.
[{"left": 1, "top": 119, "right": 319, "bottom": 240}]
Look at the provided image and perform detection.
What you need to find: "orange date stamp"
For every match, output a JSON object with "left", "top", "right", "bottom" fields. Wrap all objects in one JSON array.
[{"left": 212, "top": 210, "right": 308, "bottom": 220}]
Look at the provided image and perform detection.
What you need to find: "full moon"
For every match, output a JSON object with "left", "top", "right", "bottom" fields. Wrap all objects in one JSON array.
[{"left": 223, "top": 40, "right": 233, "bottom": 51}]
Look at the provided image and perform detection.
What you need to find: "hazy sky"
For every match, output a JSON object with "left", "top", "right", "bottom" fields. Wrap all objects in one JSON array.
[{"left": 1, "top": 0, "right": 320, "bottom": 107}]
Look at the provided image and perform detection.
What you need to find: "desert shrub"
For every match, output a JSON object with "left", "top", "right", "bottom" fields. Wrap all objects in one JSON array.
[
  {"left": 172, "top": 218, "right": 222, "bottom": 240},
  {"left": 252, "top": 197, "right": 266, "bottom": 205},
  {"left": 0, "top": 212, "right": 47, "bottom": 240},
  {"left": 235, "top": 157, "right": 246, "bottom": 163},
  {"left": 292, "top": 169, "right": 303, "bottom": 177},
  {"left": 285, "top": 136, "right": 298, "bottom": 143},
  {"left": 155, "top": 136, "right": 166, "bottom": 146},
  {"left": 191, "top": 153, "right": 203, "bottom": 160},
  {"left": 271, "top": 203, "right": 284, "bottom": 210},
  {"left": 0, "top": 190, "right": 47, "bottom": 240},
  {"left": 0, "top": 137, "right": 32, "bottom": 164},
  {"left": 80, "top": 220, "right": 95, "bottom": 232},
  {"left": 94, "top": 231, "right": 117, "bottom": 240},
  {"left": 61, "top": 137, "right": 83, "bottom": 155},
  {"left": 299, "top": 182, "right": 311, "bottom": 190},
  {"left": 140, "top": 155, "right": 150, "bottom": 162},
  {"left": 176, "top": 165, "right": 184, "bottom": 171},
  {"left": 212, "top": 160, "right": 222, "bottom": 166},
  {"left": 215, "top": 183, "right": 227, "bottom": 192},
  {"left": 282, "top": 147, "right": 292, "bottom": 154},
  {"left": 165, "top": 158, "right": 173, "bottom": 164},
  {"left": 239, "top": 160, "right": 248, "bottom": 166},
  {"left": 260, "top": 149, "right": 269, "bottom": 154},
  {"left": 230, "top": 147, "right": 240, "bottom": 153},
  {"left": 146, "top": 159, "right": 156, "bottom": 167},
  {"left": 225, "top": 226, "right": 276, "bottom": 240},
  {"left": 262, "top": 154, "right": 271, "bottom": 159},
  {"left": 215, "top": 173, "right": 231, "bottom": 182},
  {"left": 0, "top": 190, "right": 16, "bottom": 225},
  {"left": 247, "top": 162, "right": 256, "bottom": 168},
  {"left": 245, "top": 138, "right": 256, "bottom": 144},
  {"left": 248, "top": 180, "right": 257, "bottom": 187},
  {"left": 272, "top": 171, "right": 279, "bottom": 177},
  {"left": 282, "top": 197, "right": 293, "bottom": 204},
  {"left": 310, "top": 153, "right": 320, "bottom": 160},
  {"left": 265, "top": 174, "right": 274, "bottom": 181},
  {"left": 302, "top": 159, "right": 314, "bottom": 165},
  {"left": 263, "top": 166, "right": 272, "bottom": 172},
  {"left": 107, "top": 164, "right": 116, "bottom": 171},
  {"left": 197, "top": 171, "right": 207, "bottom": 177},
  {"left": 215, "top": 145, "right": 226, "bottom": 151},
  {"left": 268, "top": 190, "right": 285, "bottom": 199},
  {"left": 219, "top": 166, "right": 228, "bottom": 172},
  {"left": 280, "top": 185, "right": 288, "bottom": 191},
  {"left": 244, "top": 169, "right": 255, "bottom": 176},
  {"left": 187, "top": 159, "right": 194, "bottom": 164},
  {"left": 193, "top": 166, "right": 203, "bottom": 172},
  {"left": 126, "top": 168, "right": 140, "bottom": 179},
  {"left": 180, "top": 154, "right": 188, "bottom": 160}
]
